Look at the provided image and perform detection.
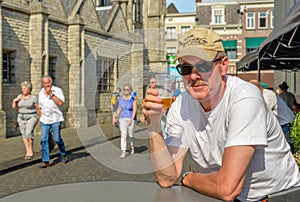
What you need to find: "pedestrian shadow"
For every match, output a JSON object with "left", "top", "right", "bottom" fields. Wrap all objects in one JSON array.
[
  {"left": 50, "top": 152, "right": 91, "bottom": 167},
  {"left": 134, "top": 146, "right": 148, "bottom": 154}
]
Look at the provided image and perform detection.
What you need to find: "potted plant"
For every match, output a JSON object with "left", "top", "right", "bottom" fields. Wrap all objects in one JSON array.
[{"left": 291, "top": 112, "right": 300, "bottom": 167}]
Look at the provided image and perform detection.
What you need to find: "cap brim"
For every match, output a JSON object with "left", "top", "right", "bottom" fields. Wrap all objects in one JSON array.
[{"left": 175, "top": 46, "right": 217, "bottom": 62}]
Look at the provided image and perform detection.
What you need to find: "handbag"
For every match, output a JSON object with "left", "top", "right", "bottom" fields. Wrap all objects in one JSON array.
[{"left": 48, "top": 130, "right": 56, "bottom": 153}]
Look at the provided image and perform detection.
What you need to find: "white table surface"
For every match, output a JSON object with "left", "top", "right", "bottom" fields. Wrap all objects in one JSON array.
[{"left": 0, "top": 181, "right": 223, "bottom": 202}]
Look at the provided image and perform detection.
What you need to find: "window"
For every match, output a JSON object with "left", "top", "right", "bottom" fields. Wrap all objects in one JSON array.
[
  {"left": 271, "top": 10, "right": 274, "bottom": 28},
  {"left": 96, "top": 0, "right": 111, "bottom": 6},
  {"left": 246, "top": 37, "right": 266, "bottom": 53},
  {"left": 211, "top": 6, "right": 225, "bottom": 25},
  {"left": 246, "top": 12, "right": 255, "bottom": 29},
  {"left": 246, "top": 48, "right": 255, "bottom": 53},
  {"left": 226, "top": 49, "right": 237, "bottom": 59},
  {"left": 48, "top": 56, "right": 57, "bottom": 85},
  {"left": 134, "top": 0, "right": 142, "bottom": 29},
  {"left": 166, "top": 47, "right": 176, "bottom": 56},
  {"left": 2, "top": 50, "right": 16, "bottom": 83},
  {"left": 166, "top": 27, "right": 177, "bottom": 40},
  {"left": 181, "top": 26, "right": 190, "bottom": 35},
  {"left": 97, "top": 58, "right": 114, "bottom": 93},
  {"left": 214, "top": 9, "right": 222, "bottom": 24},
  {"left": 222, "top": 40, "right": 237, "bottom": 60},
  {"left": 258, "top": 12, "right": 267, "bottom": 28}
]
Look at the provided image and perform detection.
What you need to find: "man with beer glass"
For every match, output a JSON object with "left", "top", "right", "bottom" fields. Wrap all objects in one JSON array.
[{"left": 142, "top": 27, "right": 300, "bottom": 201}]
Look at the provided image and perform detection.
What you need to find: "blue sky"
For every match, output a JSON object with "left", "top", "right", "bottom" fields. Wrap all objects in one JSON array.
[
  {"left": 166, "top": 0, "right": 195, "bottom": 13},
  {"left": 166, "top": 0, "right": 235, "bottom": 13}
]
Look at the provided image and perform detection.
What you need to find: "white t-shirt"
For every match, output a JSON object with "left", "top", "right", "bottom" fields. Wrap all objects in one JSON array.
[
  {"left": 262, "top": 89, "right": 295, "bottom": 125},
  {"left": 38, "top": 85, "right": 65, "bottom": 124},
  {"left": 276, "top": 95, "right": 295, "bottom": 126},
  {"left": 165, "top": 76, "right": 300, "bottom": 201},
  {"left": 262, "top": 88, "right": 278, "bottom": 116}
]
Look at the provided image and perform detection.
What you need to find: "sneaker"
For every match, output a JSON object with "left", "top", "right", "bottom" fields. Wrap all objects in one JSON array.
[
  {"left": 39, "top": 162, "right": 51, "bottom": 168},
  {"left": 120, "top": 151, "right": 126, "bottom": 159},
  {"left": 131, "top": 146, "right": 135, "bottom": 154},
  {"left": 61, "top": 155, "right": 68, "bottom": 163}
]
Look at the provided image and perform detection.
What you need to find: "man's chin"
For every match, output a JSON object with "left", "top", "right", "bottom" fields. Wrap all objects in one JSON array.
[{"left": 187, "top": 90, "right": 208, "bottom": 101}]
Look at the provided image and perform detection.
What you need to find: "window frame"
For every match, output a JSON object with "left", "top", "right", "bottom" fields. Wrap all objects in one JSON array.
[
  {"left": 48, "top": 56, "right": 57, "bottom": 85},
  {"left": 97, "top": 57, "right": 115, "bottom": 93},
  {"left": 226, "top": 48, "right": 237, "bottom": 60},
  {"left": 246, "top": 12, "right": 255, "bottom": 29},
  {"left": 211, "top": 6, "right": 226, "bottom": 25},
  {"left": 166, "top": 47, "right": 176, "bottom": 56},
  {"left": 95, "top": 0, "right": 111, "bottom": 7},
  {"left": 270, "top": 10, "right": 274, "bottom": 29},
  {"left": 181, "top": 26, "right": 190, "bottom": 36},
  {"left": 2, "top": 50, "right": 16, "bottom": 84},
  {"left": 258, "top": 12, "right": 267, "bottom": 29},
  {"left": 166, "top": 27, "right": 177, "bottom": 40}
]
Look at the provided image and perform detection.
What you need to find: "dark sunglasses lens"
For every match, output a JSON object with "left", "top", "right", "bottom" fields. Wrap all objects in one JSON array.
[
  {"left": 176, "top": 64, "right": 192, "bottom": 75},
  {"left": 194, "top": 62, "right": 213, "bottom": 73}
]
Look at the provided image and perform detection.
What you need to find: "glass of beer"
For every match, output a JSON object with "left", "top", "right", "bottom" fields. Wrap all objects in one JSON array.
[{"left": 155, "top": 74, "right": 176, "bottom": 109}]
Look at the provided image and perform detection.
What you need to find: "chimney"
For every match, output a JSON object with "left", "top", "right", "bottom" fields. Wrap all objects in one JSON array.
[{"left": 196, "top": 0, "right": 202, "bottom": 3}]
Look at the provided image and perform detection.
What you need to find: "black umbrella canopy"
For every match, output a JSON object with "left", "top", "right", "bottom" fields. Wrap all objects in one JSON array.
[{"left": 237, "top": 1, "right": 300, "bottom": 71}]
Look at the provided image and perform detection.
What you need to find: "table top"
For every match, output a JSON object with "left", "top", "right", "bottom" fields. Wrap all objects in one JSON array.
[{"left": 0, "top": 181, "right": 222, "bottom": 202}]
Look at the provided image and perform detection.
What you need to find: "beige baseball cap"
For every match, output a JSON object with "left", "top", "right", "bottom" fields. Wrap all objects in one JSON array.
[{"left": 176, "top": 27, "right": 224, "bottom": 61}]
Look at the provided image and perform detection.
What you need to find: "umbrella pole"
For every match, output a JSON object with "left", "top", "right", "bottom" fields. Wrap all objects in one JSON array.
[{"left": 257, "top": 59, "right": 261, "bottom": 81}]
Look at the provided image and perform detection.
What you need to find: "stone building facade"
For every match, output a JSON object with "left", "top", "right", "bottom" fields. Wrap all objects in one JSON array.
[
  {"left": 195, "top": 0, "right": 274, "bottom": 87},
  {"left": 0, "top": 0, "right": 167, "bottom": 138}
]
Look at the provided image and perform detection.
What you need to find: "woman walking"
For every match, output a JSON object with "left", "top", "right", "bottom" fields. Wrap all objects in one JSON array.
[
  {"left": 12, "top": 81, "right": 39, "bottom": 160},
  {"left": 113, "top": 84, "right": 137, "bottom": 159}
]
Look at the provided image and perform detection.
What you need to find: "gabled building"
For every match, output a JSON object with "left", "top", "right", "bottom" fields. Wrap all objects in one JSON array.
[{"left": 0, "top": 0, "right": 167, "bottom": 138}]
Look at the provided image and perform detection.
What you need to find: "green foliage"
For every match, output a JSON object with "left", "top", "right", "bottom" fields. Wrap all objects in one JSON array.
[{"left": 291, "top": 112, "right": 300, "bottom": 153}]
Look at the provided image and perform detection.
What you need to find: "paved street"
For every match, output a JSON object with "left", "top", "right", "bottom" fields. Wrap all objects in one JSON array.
[{"left": 0, "top": 123, "right": 195, "bottom": 198}]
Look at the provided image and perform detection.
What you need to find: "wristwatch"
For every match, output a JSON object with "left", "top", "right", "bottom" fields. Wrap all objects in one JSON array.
[
  {"left": 180, "top": 166, "right": 195, "bottom": 186},
  {"left": 180, "top": 171, "right": 193, "bottom": 186}
]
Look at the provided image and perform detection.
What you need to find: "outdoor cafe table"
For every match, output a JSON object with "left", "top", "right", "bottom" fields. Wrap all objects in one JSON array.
[{"left": 0, "top": 181, "right": 223, "bottom": 202}]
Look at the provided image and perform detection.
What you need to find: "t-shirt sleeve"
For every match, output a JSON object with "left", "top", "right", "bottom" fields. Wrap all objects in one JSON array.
[{"left": 55, "top": 88, "right": 65, "bottom": 102}]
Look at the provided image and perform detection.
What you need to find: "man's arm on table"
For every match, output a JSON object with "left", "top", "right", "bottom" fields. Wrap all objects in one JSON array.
[{"left": 182, "top": 145, "right": 255, "bottom": 201}]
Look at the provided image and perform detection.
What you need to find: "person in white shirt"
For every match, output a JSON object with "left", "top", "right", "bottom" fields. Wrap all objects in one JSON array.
[
  {"left": 143, "top": 27, "right": 300, "bottom": 201},
  {"left": 38, "top": 75, "right": 68, "bottom": 168},
  {"left": 250, "top": 79, "right": 296, "bottom": 154}
]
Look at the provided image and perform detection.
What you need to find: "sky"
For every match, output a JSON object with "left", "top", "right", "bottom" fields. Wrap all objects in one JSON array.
[
  {"left": 166, "top": 0, "right": 196, "bottom": 13},
  {"left": 166, "top": 0, "right": 235, "bottom": 13}
]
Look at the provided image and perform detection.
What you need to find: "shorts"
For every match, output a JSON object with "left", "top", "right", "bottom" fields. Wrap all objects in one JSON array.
[{"left": 17, "top": 113, "right": 38, "bottom": 139}]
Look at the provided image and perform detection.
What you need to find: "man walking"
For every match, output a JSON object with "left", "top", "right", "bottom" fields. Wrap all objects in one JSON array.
[{"left": 38, "top": 75, "right": 68, "bottom": 168}]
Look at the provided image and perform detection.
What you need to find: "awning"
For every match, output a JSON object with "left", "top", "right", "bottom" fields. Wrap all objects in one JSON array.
[
  {"left": 237, "top": 1, "right": 300, "bottom": 72},
  {"left": 246, "top": 38, "right": 266, "bottom": 49},
  {"left": 222, "top": 40, "right": 237, "bottom": 49}
]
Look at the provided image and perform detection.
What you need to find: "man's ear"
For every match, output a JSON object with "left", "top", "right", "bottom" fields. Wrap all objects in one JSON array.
[{"left": 221, "top": 56, "right": 229, "bottom": 76}]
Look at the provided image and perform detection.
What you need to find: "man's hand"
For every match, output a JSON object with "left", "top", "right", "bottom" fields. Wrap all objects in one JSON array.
[
  {"left": 142, "top": 88, "right": 165, "bottom": 121},
  {"left": 44, "top": 87, "right": 53, "bottom": 96}
]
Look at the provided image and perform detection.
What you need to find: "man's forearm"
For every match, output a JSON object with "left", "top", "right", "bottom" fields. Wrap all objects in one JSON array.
[{"left": 149, "top": 130, "right": 178, "bottom": 187}]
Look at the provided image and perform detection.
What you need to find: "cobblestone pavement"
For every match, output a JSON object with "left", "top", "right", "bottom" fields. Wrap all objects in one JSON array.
[{"left": 0, "top": 123, "right": 194, "bottom": 198}]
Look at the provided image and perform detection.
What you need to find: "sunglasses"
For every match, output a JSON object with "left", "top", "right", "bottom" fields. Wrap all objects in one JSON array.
[
  {"left": 176, "top": 57, "right": 223, "bottom": 75},
  {"left": 123, "top": 88, "right": 130, "bottom": 91}
]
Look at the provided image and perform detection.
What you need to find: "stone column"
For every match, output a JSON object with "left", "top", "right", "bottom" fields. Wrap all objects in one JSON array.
[
  {"left": 29, "top": 2, "right": 49, "bottom": 96},
  {"left": 143, "top": 0, "right": 167, "bottom": 72},
  {"left": 131, "top": 33, "right": 144, "bottom": 119},
  {"left": 67, "top": 16, "right": 88, "bottom": 128},
  {"left": 0, "top": 0, "right": 6, "bottom": 138}
]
